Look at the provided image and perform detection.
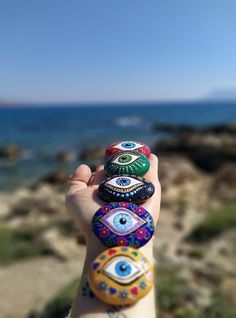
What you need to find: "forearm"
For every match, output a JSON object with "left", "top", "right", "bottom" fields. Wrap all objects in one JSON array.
[{"left": 69, "top": 241, "right": 156, "bottom": 318}]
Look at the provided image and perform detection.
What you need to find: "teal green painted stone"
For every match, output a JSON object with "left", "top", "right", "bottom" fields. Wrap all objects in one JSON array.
[{"left": 105, "top": 151, "right": 150, "bottom": 177}]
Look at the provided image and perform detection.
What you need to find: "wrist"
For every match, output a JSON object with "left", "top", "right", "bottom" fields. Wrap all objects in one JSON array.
[{"left": 70, "top": 239, "right": 156, "bottom": 318}]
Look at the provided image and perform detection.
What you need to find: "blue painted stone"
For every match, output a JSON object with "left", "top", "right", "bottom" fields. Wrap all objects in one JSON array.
[
  {"left": 92, "top": 202, "right": 155, "bottom": 248},
  {"left": 105, "top": 150, "right": 150, "bottom": 177},
  {"left": 98, "top": 175, "right": 155, "bottom": 203}
]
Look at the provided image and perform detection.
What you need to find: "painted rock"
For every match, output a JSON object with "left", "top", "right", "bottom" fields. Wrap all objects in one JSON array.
[
  {"left": 98, "top": 175, "right": 155, "bottom": 203},
  {"left": 92, "top": 202, "right": 155, "bottom": 248},
  {"left": 105, "top": 151, "right": 150, "bottom": 177},
  {"left": 105, "top": 140, "right": 151, "bottom": 159},
  {"left": 88, "top": 246, "right": 153, "bottom": 305}
]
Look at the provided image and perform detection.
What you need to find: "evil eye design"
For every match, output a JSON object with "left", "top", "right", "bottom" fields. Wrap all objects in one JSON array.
[
  {"left": 88, "top": 246, "right": 154, "bottom": 305},
  {"left": 115, "top": 141, "right": 143, "bottom": 151},
  {"left": 98, "top": 175, "right": 155, "bottom": 203},
  {"left": 107, "top": 176, "right": 143, "bottom": 189},
  {"left": 105, "top": 151, "right": 150, "bottom": 177},
  {"left": 105, "top": 141, "right": 151, "bottom": 160},
  {"left": 113, "top": 213, "right": 133, "bottom": 231},
  {"left": 103, "top": 256, "right": 142, "bottom": 284},
  {"left": 101, "top": 208, "right": 145, "bottom": 235},
  {"left": 92, "top": 202, "right": 155, "bottom": 248},
  {"left": 112, "top": 153, "right": 141, "bottom": 165}
]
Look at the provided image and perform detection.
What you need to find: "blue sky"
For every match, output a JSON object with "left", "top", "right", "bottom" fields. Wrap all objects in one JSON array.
[{"left": 0, "top": 0, "right": 235, "bottom": 102}]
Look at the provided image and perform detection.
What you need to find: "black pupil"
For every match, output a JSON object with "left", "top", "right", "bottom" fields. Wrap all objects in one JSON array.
[
  {"left": 120, "top": 264, "right": 127, "bottom": 271},
  {"left": 120, "top": 218, "right": 127, "bottom": 225}
]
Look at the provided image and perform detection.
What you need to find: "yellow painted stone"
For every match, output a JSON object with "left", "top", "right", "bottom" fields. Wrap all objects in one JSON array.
[{"left": 88, "top": 246, "right": 154, "bottom": 306}]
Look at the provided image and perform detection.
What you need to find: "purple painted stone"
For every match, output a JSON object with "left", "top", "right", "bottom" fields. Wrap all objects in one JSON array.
[{"left": 92, "top": 202, "right": 155, "bottom": 249}]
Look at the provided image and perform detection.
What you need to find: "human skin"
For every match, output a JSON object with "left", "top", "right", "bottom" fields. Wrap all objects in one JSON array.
[{"left": 66, "top": 154, "right": 161, "bottom": 318}]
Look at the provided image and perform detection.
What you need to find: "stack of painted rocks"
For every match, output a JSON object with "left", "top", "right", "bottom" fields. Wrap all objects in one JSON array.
[{"left": 88, "top": 141, "right": 155, "bottom": 306}]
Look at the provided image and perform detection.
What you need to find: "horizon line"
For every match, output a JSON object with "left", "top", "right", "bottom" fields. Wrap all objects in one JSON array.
[{"left": 1, "top": 97, "right": 236, "bottom": 107}]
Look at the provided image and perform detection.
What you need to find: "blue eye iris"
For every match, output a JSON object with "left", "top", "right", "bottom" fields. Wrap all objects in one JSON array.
[
  {"left": 116, "top": 177, "right": 131, "bottom": 187},
  {"left": 113, "top": 213, "right": 132, "bottom": 231},
  {"left": 121, "top": 142, "right": 136, "bottom": 149},
  {"left": 115, "top": 261, "right": 132, "bottom": 277}
]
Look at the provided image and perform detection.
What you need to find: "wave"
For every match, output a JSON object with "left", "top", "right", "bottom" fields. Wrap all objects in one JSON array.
[{"left": 114, "top": 116, "right": 141, "bottom": 127}]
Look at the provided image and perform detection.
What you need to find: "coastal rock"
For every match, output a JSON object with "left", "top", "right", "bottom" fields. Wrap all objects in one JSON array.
[
  {"left": 211, "top": 163, "right": 236, "bottom": 201},
  {"left": 79, "top": 146, "right": 104, "bottom": 161},
  {"left": 152, "top": 123, "right": 199, "bottom": 134},
  {"left": 42, "top": 228, "right": 80, "bottom": 260},
  {"left": 98, "top": 175, "right": 155, "bottom": 203},
  {"left": 155, "top": 131, "right": 236, "bottom": 172},
  {"left": 159, "top": 156, "right": 202, "bottom": 188},
  {"left": 204, "top": 122, "right": 236, "bottom": 134},
  {"left": 105, "top": 140, "right": 151, "bottom": 159},
  {"left": 158, "top": 156, "right": 211, "bottom": 209},
  {"left": 3, "top": 185, "right": 66, "bottom": 228},
  {"left": 56, "top": 150, "right": 72, "bottom": 163},
  {"left": 221, "top": 278, "right": 236, "bottom": 306},
  {"left": 105, "top": 151, "right": 150, "bottom": 177},
  {"left": 39, "top": 170, "right": 69, "bottom": 186},
  {"left": 152, "top": 122, "right": 236, "bottom": 135},
  {"left": 0, "top": 143, "right": 21, "bottom": 159}
]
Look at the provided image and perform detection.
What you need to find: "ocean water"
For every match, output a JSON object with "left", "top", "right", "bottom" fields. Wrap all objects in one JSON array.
[{"left": 0, "top": 101, "right": 236, "bottom": 191}]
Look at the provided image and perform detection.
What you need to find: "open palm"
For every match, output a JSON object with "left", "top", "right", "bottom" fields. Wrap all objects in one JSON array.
[{"left": 66, "top": 154, "right": 161, "bottom": 247}]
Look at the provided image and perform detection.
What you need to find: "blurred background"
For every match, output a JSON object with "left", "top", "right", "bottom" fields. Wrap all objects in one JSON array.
[{"left": 0, "top": 1, "right": 236, "bottom": 317}]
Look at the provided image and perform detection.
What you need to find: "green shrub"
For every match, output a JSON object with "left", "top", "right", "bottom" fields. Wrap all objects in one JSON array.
[
  {"left": 0, "top": 226, "right": 52, "bottom": 266},
  {"left": 156, "top": 266, "right": 184, "bottom": 312},
  {"left": 205, "top": 292, "right": 236, "bottom": 318},
  {"left": 55, "top": 219, "right": 78, "bottom": 237},
  {"left": 156, "top": 266, "right": 236, "bottom": 318},
  {"left": 175, "top": 306, "right": 200, "bottom": 318},
  {"left": 186, "top": 202, "right": 236, "bottom": 242},
  {"left": 40, "top": 278, "right": 79, "bottom": 318}
]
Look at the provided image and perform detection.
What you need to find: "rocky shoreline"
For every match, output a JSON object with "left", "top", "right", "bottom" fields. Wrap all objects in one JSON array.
[{"left": 0, "top": 122, "right": 236, "bottom": 317}]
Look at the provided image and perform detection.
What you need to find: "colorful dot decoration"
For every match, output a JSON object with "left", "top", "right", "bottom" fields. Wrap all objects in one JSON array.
[
  {"left": 105, "top": 141, "right": 151, "bottom": 159},
  {"left": 92, "top": 202, "right": 155, "bottom": 248},
  {"left": 88, "top": 246, "right": 154, "bottom": 305},
  {"left": 104, "top": 150, "right": 150, "bottom": 177},
  {"left": 88, "top": 141, "right": 155, "bottom": 306},
  {"left": 98, "top": 175, "right": 155, "bottom": 203}
]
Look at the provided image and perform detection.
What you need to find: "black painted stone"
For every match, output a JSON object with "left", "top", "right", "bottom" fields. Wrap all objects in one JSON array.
[{"left": 98, "top": 175, "right": 155, "bottom": 203}]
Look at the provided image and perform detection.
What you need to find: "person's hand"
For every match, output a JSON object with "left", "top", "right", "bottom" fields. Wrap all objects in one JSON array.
[
  {"left": 66, "top": 153, "right": 161, "bottom": 251},
  {"left": 66, "top": 154, "right": 161, "bottom": 318}
]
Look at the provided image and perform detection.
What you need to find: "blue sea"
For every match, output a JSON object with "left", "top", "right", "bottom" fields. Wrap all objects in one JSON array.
[{"left": 0, "top": 101, "right": 236, "bottom": 191}]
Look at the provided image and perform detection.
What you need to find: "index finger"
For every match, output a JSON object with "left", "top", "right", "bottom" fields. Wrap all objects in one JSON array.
[{"left": 144, "top": 153, "right": 159, "bottom": 185}]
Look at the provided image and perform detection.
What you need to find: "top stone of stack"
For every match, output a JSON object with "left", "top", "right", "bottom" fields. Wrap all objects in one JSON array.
[{"left": 105, "top": 141, "right": 151, "bottom": 159}]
